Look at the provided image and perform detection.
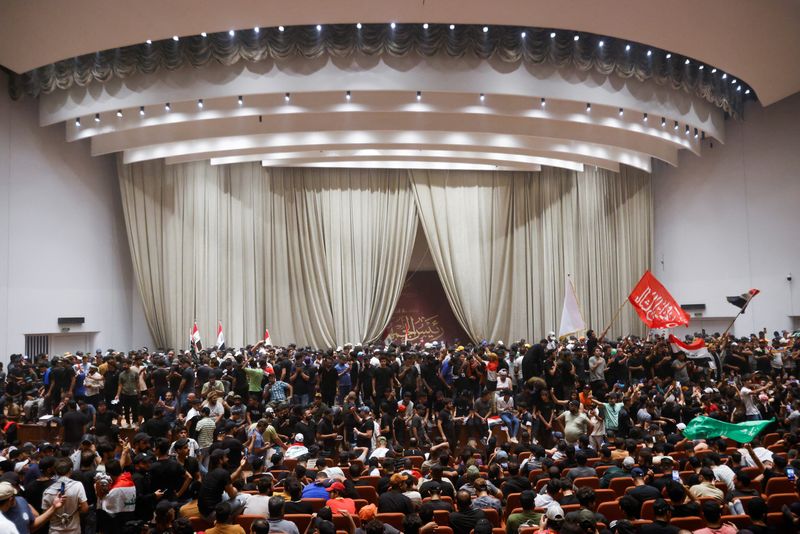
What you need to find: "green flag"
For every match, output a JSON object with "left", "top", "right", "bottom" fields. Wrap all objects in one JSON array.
[{"left": 682, "top": 416, "right": 773, "bottom": 443}]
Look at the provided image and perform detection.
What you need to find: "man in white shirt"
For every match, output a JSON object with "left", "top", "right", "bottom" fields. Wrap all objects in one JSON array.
[
  {"left": 739, "top": 378, "right": 772, "bottom": 421},
  {"left": 496, "top": 390, "right": 519, "bottom": 441}
]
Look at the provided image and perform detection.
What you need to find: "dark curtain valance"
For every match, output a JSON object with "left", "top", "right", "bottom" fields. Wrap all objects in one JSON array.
[{"left": 9, "top": 24, "right": 748, "bottom": 116}]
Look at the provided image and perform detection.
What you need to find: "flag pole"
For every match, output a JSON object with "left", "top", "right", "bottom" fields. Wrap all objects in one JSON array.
[
  {"left": 600, "top": 298, "right": 628, "bottom": 340},
  {"left": 720, "top": 308, "right": 745, "bottom": 348}
]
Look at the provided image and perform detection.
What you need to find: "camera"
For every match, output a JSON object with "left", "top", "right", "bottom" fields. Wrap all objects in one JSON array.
[{"left": 788, "top": 274, "right": 793, "bottom": 281}]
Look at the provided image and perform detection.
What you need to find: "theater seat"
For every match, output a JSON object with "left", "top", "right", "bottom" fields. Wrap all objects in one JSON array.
[
  {"left": 356, "top": 485, "right": 379, "bottom": 504},
  {"left": 609, "top": 477, "right": 635, "bottom": 497},
  {"left": 573, "top": 477, "right": 600, "bottom": 490},
  {"left": 481, "top": 508, "right": 500, "bottom": 527},
  {"left": 285, "top": 514, "right": 312, "bottom": 533},
  {"left": 765, "top": 477, "right": 796, "bottom": 495},
  {"left": 236, "top": 515, "right": 262, "bottom": 532},
  {"left": 376, "top": 513, "right": 405, "bottom": 529},
  {"left": 767, "top": 493, "right": 800, "bottom": 512},
  {"left": 597, "top": 501, "right": 624, "bottom": 523},
  {"left": 721, "top": 515, "right": 752, "bottom": 529},
  {"left": 670, "top": 516, "right": 706, "bottom": 530}
]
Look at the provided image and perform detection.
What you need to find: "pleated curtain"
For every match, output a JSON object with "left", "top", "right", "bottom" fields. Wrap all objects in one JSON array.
[
  {"left": 120, "top": 159, "right": 651, "bottom": 349},
  {"left": 118, "top": 158, "right": 417, "bottom": 348},
  {"left": 410, "top": 166, "right": 652, "bottom": 342}
]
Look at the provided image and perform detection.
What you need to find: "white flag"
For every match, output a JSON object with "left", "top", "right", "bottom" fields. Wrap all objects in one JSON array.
[{"left": 559, "top": 277, "right": 586, "bottom": 338}]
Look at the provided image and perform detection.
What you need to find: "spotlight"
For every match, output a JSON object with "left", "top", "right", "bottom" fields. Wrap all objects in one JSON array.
[
  {"left": 701, "top": 131, "right": 706, "bottom": 140},
  {"left": 699, "top": 65, "right": 704, "bottom": 70},
  {"left": 745, "top": 89, "right": 751, "bottom": 95},
  {"left": 540, "top": 97, "right": 546, "bottom": 107},
  {"left": 573, "top": 35, "right": 579, "bottom": 41},
  {"left": 346, "top": 90, "right": 351, "bottom": 100},
  {"left": 172, "top": 35, "right": 179, "bottom": 42},
  {"left": 666, "top": 53, "right": 672, "bottom": 59},
  {"left": 694, "top": 128, "right": 699, "bottom": 139},
  {"left": 685, "top": 125, "right": 690, "bottom": 135},
  {"left": 139, "top": 106, "right": 145, "bottom": 116},
  {"left": 618, "top": 108, "right": 623, "bottom": 117},
  {"left": 316, "top": 24, "right": 322, "bottom": 31},
  {"left": 278, "top": 26, "right": 285, "bottom": 32},
  {"left": 423, "top": 23, "right": 429, "bottom": 29},
  {"left": 521, "top": 31, "right": 526, "bottom": 38},
  {"left": 356, "top": 23, "right": 361, "bottom": 29},
  {"left": 661, "top": 117, "right": 666, "bottom": 127},
  {"left": 625, "top": 44, "right": 631, "bottom": 51},
  {"left": 228, "top": 30, "right": 235, "bottom": 37},
  {"left": 643, "top": 113, "right": 648, "bottom": 122},
  {"left": 712, "top": 68, "right": 717, "bottom": 74},
  {"left": 146, "top": 39, "right": 152, "bottom": 45},
  {"left": 685, "top": 59, "right": 690, "bottom": 65},
  {"left": 116, "top": 110, "right": 123, "bottom": 118},
  {"left": 737, "top": 85, "right": 742, "bottom": 92},
  {"left": 480, "top": 93, "right": 485, "bottom": 102},
  {"left": 450, "top": 24, "right": 455, "bottom": 30},
  {"left": 197, "top": 99, "right": 204, "bottom": 109},
  {"left": 254, "top": 27, "right": 260, "bottom": 34},
  {"left": 94, "top": 113, "right": 100, "bottom": 123},
  {"left": 201, "top": 32, "right": 207, "bottom": 38},
  {"left": 483, "top": 26, "right": 488, "bottom": 33},
  {"left": 550, "top": 32, "right": 556, "bottom": 38},
  {"left": 674, "top": 120, "right": 679, "bottom": 130},
  {"left": 416, "top": 91, "right": 422, "bottom": 101},
  {"left": 586, "top": 102, "right": 591, "bottom": 112},
  {"left": 390, "top": 22, "right": 396, "bottom": 29},
  {"left": 732, "top": 79, "right": 737, "bottom": 84},
  {"left": 598, "top": 40, "right": 604, "bottom": 47},
  {"left": 284, "top": 92, "right": 291, "bottom": 102},
  {"left": 165, "top": 102, "right": 171, "bottom": 112},
  {"left": 722, "top": 73, "right": 727, "bottom": 79},
  {"left": 647, "top": 50, "right": 652, "bottom": 57},
  {"left": 75, "top": 118, "right": 81, "bottom": 127},
  {"left": 238, "top": 96, "right": 243, "bottom": 106}
]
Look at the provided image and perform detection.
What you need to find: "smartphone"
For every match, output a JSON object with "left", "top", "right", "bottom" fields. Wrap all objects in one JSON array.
[
  {"left": 672, "top": 470, "right": 681, "bottom": 482},
  {"left": 59, "top": 481, "right": 66, "bottom": 496},
  {"left": 787, "top": 467, "right": 796, "bottom": 481}
]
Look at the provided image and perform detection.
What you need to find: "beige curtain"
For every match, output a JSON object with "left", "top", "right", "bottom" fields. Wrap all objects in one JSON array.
[
  {"left": 410, "top": 166, "right": 652, "bottom": 342},
  {"left": 118, "top": 159, "right": 417, "bottom": 349}
]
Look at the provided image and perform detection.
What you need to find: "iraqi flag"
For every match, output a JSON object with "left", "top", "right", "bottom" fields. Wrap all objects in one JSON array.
[
  {"left": 264, "top": 328, "right": 272, "bottom": 346},
  {"left": 216, "top": 321, "right": 225, "bottom": 350},
  {"left": 726, "top": 288, "right": 760, "bottom": 313},
  {"left": 669, "top": 334, "right": 720, "bottom": 376},
  {"left": 190, "top": 321, "right": 202, "bottom": 350}
]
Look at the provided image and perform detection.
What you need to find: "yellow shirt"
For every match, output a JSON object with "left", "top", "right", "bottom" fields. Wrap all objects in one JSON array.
[{"left": 206, "top": 524, "right": 246, "bottom": 534}]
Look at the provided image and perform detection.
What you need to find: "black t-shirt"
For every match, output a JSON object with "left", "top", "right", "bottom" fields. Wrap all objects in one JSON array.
[
  {"left": 51, "top": 366, "right": 76, "bottom": 395},
  {"left": 196, "top": 365, "right": 213, "bottom": 386},
  {"left": 449, "top": 508, "right": 486, "bottom": 534},
  {"left": 104, "top": 368, "right": 120, "bottom": 397},
  {"left": 151, "top": 368, "right": 170, "bottom": 392},
  {"left": 419, "top": 499, "right": 453, "bottom": 521},
  {"left": 94, "top": 410, "right": 116, "bottom": 437},
  {"left": 142, "top": 417, "right": 171, "bottom": 439},
  {"left": 377, "top": 490, "right": 414, "bottom": 514},
  {"left": 319, "top": 366, "right": 338, "bottom": 395},
  {"left": 439, "top": 409, "right": 454, "bottom": 434},
  {"left": 284, "top": 500, "right": 313, "bottom": 515},
  {"left": 356, "top": 418, "right": 373, "bottom": 448},
  {"left": 198, "top": 468, "right": 231, "bottom": 516},
  {"left": 628, "top": 484, "right": 661, "bottom": 503},
  {"left": 149, "top": 458, "right": 186, "bottom": 500},
  {"left": 628, "top": 355, "right": 646, "bottom": 379},
  {"left": 294, "top": 420, "right": 316, "bottom": 446},
  {"left": 62, "top": 410, "right": 89, "bottom": 443},
  {"left": 293, "top": 365, "right": 316, "bottom": 395},
  {"left": 639, "top": 521, "right": 680, "bottom": 534},
  {"left": 671, "top": 501, "right": 700, "bottom": 518},
  {"left": 181, "top": 368, "right": 195, "bottom": 392},
  {"left": 373, "top": 367, "right": 394, "bottom": 393},
  {"left": 401, "top": 365, "right": 419, "bottom": 390}
]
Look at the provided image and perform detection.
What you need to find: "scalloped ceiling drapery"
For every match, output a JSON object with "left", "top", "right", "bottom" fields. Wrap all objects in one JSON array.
[{"left": 9, "top": 24, "right": 750, "bottom": 117}]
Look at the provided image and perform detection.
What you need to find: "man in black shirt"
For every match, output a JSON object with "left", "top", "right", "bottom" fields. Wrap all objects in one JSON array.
[
  {"left": 502, "top": 462, "right": 532, "bottom": 497},
  {"left": 318, "top": 358, "right": 338, "bottom": 407},
  {"left": 140, "top": 406, "right": 171, "bottom": 439},
  {"left": 371, "top": 357, "right": 395, "bottom": 404},
  {"left": 639, "top": 499, "right": 680, "bottom": 534},
  {"left": 198, "top": 449, "right": 246, "bottom": 518},
  {"left": 449, "top": 489, "right": 487, "bottom": 534},
  {"left": 149, "top": 438, "right": 189, "bottom": 501},
  {"left": 377, "top": 473, "right": 414, "bottom": 514},
  {"left": 62, "top": 401, "right": 89, "bottom": 447},
  {"left": 628, "top": 468, "right": 661, "bottom": 503}
]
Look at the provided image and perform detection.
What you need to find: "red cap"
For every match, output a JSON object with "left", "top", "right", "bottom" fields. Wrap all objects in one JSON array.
[{"left": 326, "top": 481, "right": 346, "bottom": 493}]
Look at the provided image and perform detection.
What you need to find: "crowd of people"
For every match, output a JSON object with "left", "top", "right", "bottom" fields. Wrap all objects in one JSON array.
[{"left": 0, "top": 328, "right": 798, "bottom": 534}]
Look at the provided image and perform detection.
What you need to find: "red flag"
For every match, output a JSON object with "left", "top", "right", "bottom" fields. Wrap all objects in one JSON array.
[
  {"left": 628, "top": 271, "right": 690, "bottom": 329},
  {"left": 264, "top": 328, "right": 272, "bottom": 346}
]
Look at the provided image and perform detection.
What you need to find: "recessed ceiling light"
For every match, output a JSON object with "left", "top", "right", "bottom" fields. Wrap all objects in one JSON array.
[
  {"left": 146, "top": 39, "right": 152, "bottom": 45},
  {"left": 540, "top": 97, "right": 546, "bottom": 107},
  {"left": 254, "top": 27, "right": 260, "bottom": 33},
  {"left": 390, "top": 22, "right": 396, "bottom": 29},
  {"left": 238, "top": 96, "right": 243, "bottom": 106},
  {"left": 479, "top": 93, "right": 485, "bottom": 102},
  {"left": 661, "top": 117, "right": 666, "bottom": 127},
  {"left": 647, "top": 50, "right": 652, "bottom": 57},
  {"left": 625, "top": 44, "right": 631, "bottom": 51},
  {"left": 416, "top": 91, "right": 422, "bottom": 101},
  {"left": 197, "top": 99, "right": 204, "bottom": 108},
  {"left": 449, "top": 24, "right": 455, "bottom": 30},
  {"left": 618, "top": 108, "right": 624, "bottom": 116},
  {"left": 116, "top": 110, "right": 123, "bottom": 118},
  {"left": 200, "top": 32, "right": 207, "bottom": 37},
  {"left": 346, "top": 90, "right": 351, "bottom": 100},
  {"left": 356, "top": 23, "right": 361, "bottom": 29},
  {"left": 722, "top": 73, "right": 727, "bottom": 79},
  {"left": 285, "top": 92, "right": 291, "bottom": 102},
  {"left": 75, "top": 118, "right": 81, "bottom": 127},
  {"left": 745, "top": 89, "right": 751, "bottom": 95},
  {"left": 586, "top": 102, "right": 591, "bottom": 112},
  {"left": 699, "top": 65, "right": 704, "bottom": 70},
  {"left": 712, "top": 68, "right": 717, "bottom": 73},
  {"left": 685, "top": 59, "right": 690, "bottom": 65},
  {"left": 666, "top": 53, "right": 672, "bottom": 59},
  {"left": 550, "top": 32, "right": 556, "bottom": 38},
  {"left": 165, "top": 102, "right": 171, "bottom": 112},
  {"left": 278, "top": 26, "right": 285, "bottom": 32},
  {"left": 228, "top": 30, "right": 235, "bottom": 37},
  {"left": 573, "top": 35, "right": 579, "bottom": 41},
  {"left": 94, "top": 113, "right": 100, "bottom": 123},
  {"left": 483, "top": 26, "right": 489, "bottom": 33},
  {"left": 139, "top": 106, "right": 145, "bottom": 116},
  {"left": 423, "top": 23, "right": 429, "bottom": 29},
  {"left": 172, "top": 35, "right": 179, "bottom": 42},
  {"left": 316, "top": 24, "right": 322, "bottom": 31},
  {"left": 598, "top": 40, "right": 604, "bottom": 47},
  {"left": 521, "top": 31, "right": 526, "bottom": 38},
  {"left": 643, "top": 113, "right": 648, "bottom": 122}
]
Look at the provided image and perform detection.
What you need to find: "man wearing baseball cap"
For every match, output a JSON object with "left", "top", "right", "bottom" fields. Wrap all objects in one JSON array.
[
  {"left": 325, "top": 481, "right": 356, "bottom": 515},
  {"left": 0, "top": 480, "right": 67, "bottom": 534}
]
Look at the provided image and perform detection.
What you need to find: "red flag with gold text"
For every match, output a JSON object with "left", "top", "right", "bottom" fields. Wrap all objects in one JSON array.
[{"left": 628, "top": 271, "right": 690, "bottom": 328}]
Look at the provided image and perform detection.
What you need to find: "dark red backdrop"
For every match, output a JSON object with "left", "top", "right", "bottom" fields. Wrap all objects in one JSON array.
[{"left": 382, "top": 271, "right": 470, "bottom": 345}]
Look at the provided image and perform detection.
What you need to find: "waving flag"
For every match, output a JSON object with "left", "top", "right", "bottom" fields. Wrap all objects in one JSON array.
[
  {"left": 216, "top": 321, "right": 225, "bottom": 350},
  {"left": 264, "top": 328, "right": 272, "bottom": 346},
  {"left": 190, "top": 321, "right": 202, "bottom": 350},
  {"left": 559, "top": 276, "right": 586, "bottom": 338},
  {"left": 727, "top": 288, "right": 760, "bottom": 313},
  {"left": 628, "top": 271, "right": 690, "bottom": 329},
  {"left": 668, "top": 335, "right": 719, "bottom": 371},
  {"left": 682, "top": 416, "right": 773, "bottom": 443}
]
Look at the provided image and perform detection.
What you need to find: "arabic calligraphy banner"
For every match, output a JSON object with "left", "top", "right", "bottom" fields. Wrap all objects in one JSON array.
[
  {"left": 628, "top": 270, "right": 690, "bottom": 329},
  {"left": 383, "top": 271, "right": 469, "bottom": 345}
]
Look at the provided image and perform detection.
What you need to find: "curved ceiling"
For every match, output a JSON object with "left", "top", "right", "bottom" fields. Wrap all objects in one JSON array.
[{"left": 1, "top": 0, "right": 799, "bottom": 105}]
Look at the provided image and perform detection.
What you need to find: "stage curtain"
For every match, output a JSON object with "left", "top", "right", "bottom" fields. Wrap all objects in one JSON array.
[
  {"left": 410, "top": 166, "right": 651, "bottom": 342},
  {"left": 118, "top": 159, "right": 417, "bottom": 348}
]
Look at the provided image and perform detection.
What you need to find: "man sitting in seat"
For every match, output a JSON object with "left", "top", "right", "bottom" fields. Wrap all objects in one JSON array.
[{"left": 506, "top": 490, "right": 541, "bottom": 534}]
